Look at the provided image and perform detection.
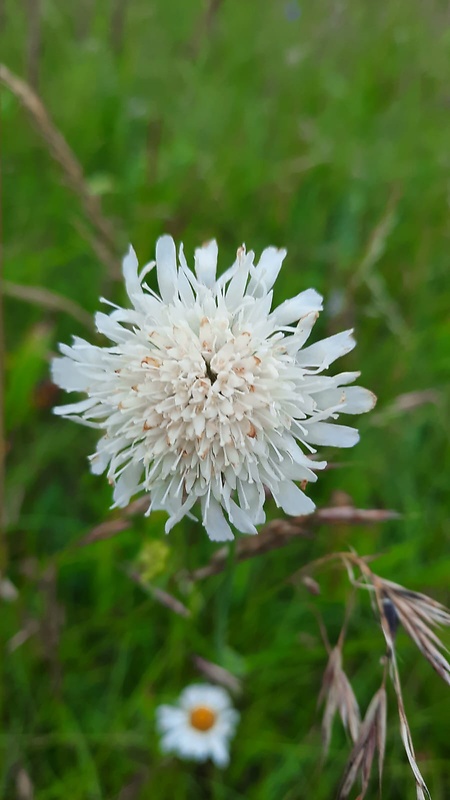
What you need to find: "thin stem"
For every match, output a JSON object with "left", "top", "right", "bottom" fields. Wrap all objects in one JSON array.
[
  {"left": 0, "top": 74, "right": 6, "bottom": 571},
  {"left": 214, "top": 540, "right": 235, "bottom": 659}
]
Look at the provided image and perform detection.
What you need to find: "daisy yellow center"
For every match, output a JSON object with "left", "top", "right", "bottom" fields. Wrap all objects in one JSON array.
[{"left": 189, "top": 705, "right": 217, "bottom": 731}]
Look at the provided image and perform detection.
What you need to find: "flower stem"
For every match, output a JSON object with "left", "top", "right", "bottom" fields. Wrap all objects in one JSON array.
[{"left": 214, "top": 539, "right": 236, "bottom": 659}]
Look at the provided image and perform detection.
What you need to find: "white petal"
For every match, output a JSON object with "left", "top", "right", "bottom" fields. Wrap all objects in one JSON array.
[
  {"left": 315, "top": 385, "right": 376, "bottom": 414},
  {"left": 122, "top": 245, "right": 141, "bottom": 298},
  {"left": 219, "top": 707, "right": 240, "bottom": 731},
  {"left": 53, "top": 397, "right": 97, "bottom": 416},
  {"left": 225, "top": 248, "right": 253, "bottom": 307},
  {"left": 112, "top": 462, "right": 143, "bottom": 506},
  {"left": 159, "top": 728, "right": 187, "bottom": 754},
  {"left": 194, "top": 240, "right": 218, "bottom": 287},
  {"left": 156, "top": 235, "right": 178, "bottom": 303},
  {"left": 304, "top": 422, "right": 360, "bottom": 447},
  {"left": 298, "top": 329, "right": 355, "bottom": 368},
  {"left": 89, "top": 443, "right": 110, "bottom": 475},
  {"left": 272, "top": 288, "right": 323, "bottom": 326},
  {"left": 332, "top": 371, "right": 361, "bottom": 386},
  {"left": 164, "top": 494, "right": 197, "bottom": 533},
  {"left": 236, "top": 480, "right": 265, "bottom": 525},
  {"left": 51, "top": 356, "right": 88, "bottom": 392},
  {"left": 209, "top": 736, "right": 230, "bottom": 767},
  {"left": 226, "top": 499, "right": 258, "bottom": 535},
  {"left": 248, "top": 247, "right": 286, "bottom": 296},
  {"left": 272, "top": 480, "right": 315, "bottom": 515},
  {"left": 95, "top": 311, "right": 131, "bottom": 343},
  {"left": 156, "top": 705, "right": 186, "bottom": 732},
  {"left": 202, "top": 496, "right": 234, "bottom": 542},
  {"left": 181, "top": 684, "right": 231, "bottom": 712},
  {"left": 286, "top": 311, "right": 321, "bottom": 351}
]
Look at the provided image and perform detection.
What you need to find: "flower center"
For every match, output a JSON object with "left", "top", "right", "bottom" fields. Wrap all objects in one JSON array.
[{"left": 189, "top": 705, "right": 217, "bottom": 731}]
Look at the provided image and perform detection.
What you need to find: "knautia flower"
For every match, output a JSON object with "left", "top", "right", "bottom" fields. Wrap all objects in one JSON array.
[
  {"left": 156, "top": 683, "right": 239, "bottom": 767},
  {"left": 52, "top": 236, "right": 375, "bottom": 541}
]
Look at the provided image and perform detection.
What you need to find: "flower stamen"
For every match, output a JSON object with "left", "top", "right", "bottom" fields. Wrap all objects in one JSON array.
[{"left": 189, "top": 705, "right": 217, "bottom": 731}]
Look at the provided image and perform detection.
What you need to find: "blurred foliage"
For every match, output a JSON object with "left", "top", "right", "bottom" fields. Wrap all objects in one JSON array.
[{"left": 1, "top": 0, "right": 450, "bottom": 798}]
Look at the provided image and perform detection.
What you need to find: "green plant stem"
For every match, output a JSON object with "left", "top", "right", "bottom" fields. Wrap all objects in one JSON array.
[{"left": 214, "top": 539, "right": 236, "bottom": 660}]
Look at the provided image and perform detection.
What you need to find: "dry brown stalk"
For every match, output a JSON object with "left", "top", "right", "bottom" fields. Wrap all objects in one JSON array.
[
  {"left": 319, "top": 646, "right": 361, "bottom": 756},
  {"left": 337, "top": 685, "right": 387, "bottom": 800},
  {"left": 327, "top": 553, "right": 445, "bottom": 797},
  {"left": 375, "top": 593, "right": 431, "bottom": 799},
  {"left": 376, "top": 578, "right": 450, "bottom": 687},
  {"left": 313, "top": 506, "right": 400, "bottom": 525},
  {"left": 15, "top": 766, "right": 35, "bottom": 800},
  {"left": 78, "top": 517, "right": 131, "bottom": 546},
  {"left": 0, "top": 83, "right": 5, "bottom": 571},
  {"left": 25, "top": 0, "right": 42, "bottom": 91},
  {"left": 340, "top": 554, "right": 450, "bottom": 688},
  {"left": 124, "top": 568, "right": 191, "bottom": 618},
  {"left": 189, "top": 507, "right": 397, "bottom": 581},
  {"left": 298, "top": 551, "right": 448, "bottom": 797},
  {"left": 0, "top": 63, "right": 120, "bottom": 278},
  {"left": 350, "top": 187, "right": 409, "bottom": 340},
  {"left": 190, "top": 517, "right": 313, "bottom": 581},
  {"left": 76, "top": 503, "right": 396, "bottom": 573},
  {"left": 192, "top": 654, "right": 242, "bottom": 695},
  {"left": 371, "top": 389, "right": 440, "bottom": 426},
  {"left": 189, "top": 0, "right": 224, "bottom": 59},
  {"left": 390, "top": 653, "right": 430, "bottom": 800},
  {"left": 0, "top": 575, "right": 18, "bottom": 601},
  {"left": 110, "top": 0, "right": 129, "bottom": 54},
  {"left": 301, "top": 575, "right": 321, "bottom": 595},
  {"left": 38, "top": 564, "right": 64, "bottom": 692},
  {"left": 77, "top": 497, "right": 150, "bottom": 547},
  {"left": 7, "top": 619, "right": 39, "bottom": 654},
  {"left": 117, "top": 769, "right": 150, "bottom": 800},
  {"left": 1, "top": 279, "right": 94, "bottom": 328},
  {"left": 351, "top": 188, "right": 400, "bottom": 288}
]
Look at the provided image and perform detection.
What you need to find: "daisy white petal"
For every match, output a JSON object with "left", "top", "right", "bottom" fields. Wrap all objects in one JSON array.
[{"left": 156, "top": 684, "right": 239, "bottom": 767}]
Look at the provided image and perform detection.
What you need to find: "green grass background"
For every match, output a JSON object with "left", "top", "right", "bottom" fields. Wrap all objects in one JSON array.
[{"left": 1, "top": 1, "right": 450, "bottom": 797}]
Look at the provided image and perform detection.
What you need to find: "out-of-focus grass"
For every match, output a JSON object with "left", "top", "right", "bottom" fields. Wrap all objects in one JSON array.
[{"left": 1, "top": 1, "right": 449, "bottom": 797}]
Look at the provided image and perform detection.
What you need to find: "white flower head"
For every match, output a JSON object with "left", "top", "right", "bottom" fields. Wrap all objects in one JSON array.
[
  {"left": 156, "top": 683, "right": 239, "bottom": 767},
  {"left": 52, "top": 236, "right": 376, "bottom": 541}
]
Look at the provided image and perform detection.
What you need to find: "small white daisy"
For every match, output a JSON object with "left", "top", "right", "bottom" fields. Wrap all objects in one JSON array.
[
  {"left": 52, "top": 236, "right": 376, "bottom": 541},
  {"left": 156, "top": 683, "right": 239, "bottom": 767}
]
